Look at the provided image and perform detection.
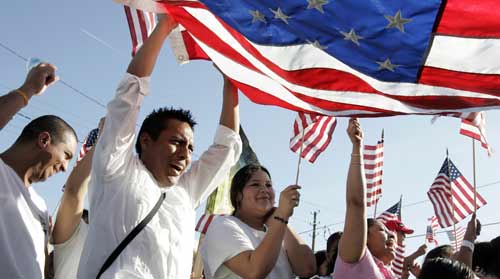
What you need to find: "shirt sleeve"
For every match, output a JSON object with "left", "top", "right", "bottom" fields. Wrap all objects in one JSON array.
[
  {"left": 90, "top": 73, "right": 149, "bottom": 199},
  {"left": 201, "top": 217, "right": 254, "bottom": 278},
  {"left": 180, "top": 125, "right": 242, "bottom": 208}
]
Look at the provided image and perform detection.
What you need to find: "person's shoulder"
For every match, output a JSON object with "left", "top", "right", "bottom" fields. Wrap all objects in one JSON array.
[{"left": 206, "top": 215, "right": 244, "bottom": 234}]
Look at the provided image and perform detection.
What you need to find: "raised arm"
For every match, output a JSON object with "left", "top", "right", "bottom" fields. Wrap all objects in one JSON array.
[
  {"left": 52, "top": 119, "right": 103, "bottom": 244},
  {"left": 284, "top": 226, "right": 317, "bottom": 277},
  {"left": 338, "top": 118, "right": 367, "bottom": 263},
  {"left": 224, "top": 185, "right": 300, "bottom": 278},
  {"left": 218, "top": 74, "right": 239, "bottom": 133},
  {"left": 127, "top": 15, "right": 177, "bottom": 77},
  {"left": 0, "top": 63, "right": 58, "bottom": 129},
  {"left": 453, "top": 214, "right": 477, "bottom": 268}
]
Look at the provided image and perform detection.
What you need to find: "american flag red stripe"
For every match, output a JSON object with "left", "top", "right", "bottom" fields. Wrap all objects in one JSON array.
[
  {"left": 427, "top": 158, "right": 487, "bottom": 228},
  {"left": 77, "top": 128, "right": 100, "bottom": 163},
  {"left": 392, "top": 242, "right": 405, "bottom": 278},
  {"left": 447, "top": 226, "right": 467, "bottom": 253},
  {"left": 124, "top": 6, "right": 156, "bottom": 56},
  {"left": 459, "top": 112, "right": 492, "bottom": 156},
  {"left": 153, "top": 1, "right": 500, "bottom": 117},
  {"left": 426, "top": 216, "right": 439, "bottom": 245},
  {"left": 195, "top": 214, "right": 225, "bottom": 234},
  {"left": 364, "top": 137, "right": 384, "bottom": 207},
  {"left": 289, "top": 112, "right": 336, "bottom": 163}
]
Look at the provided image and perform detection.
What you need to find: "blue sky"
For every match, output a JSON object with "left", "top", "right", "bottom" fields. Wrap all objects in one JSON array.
[{"left": 1, "top": 0, "right": 499, "bottom": 267}]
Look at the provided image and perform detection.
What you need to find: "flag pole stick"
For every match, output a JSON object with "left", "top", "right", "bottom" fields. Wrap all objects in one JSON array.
[
  {"left": 447, "top": 149, "right": 458, "bottom": 252},
  {"left": 294, "top": 128, "right": 306, "bottom": 185},
  {"left": 472, "top": 138, "right": 477, "bottom": 214}
]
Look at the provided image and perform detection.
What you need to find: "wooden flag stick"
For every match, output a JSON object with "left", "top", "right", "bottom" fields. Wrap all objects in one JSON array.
[
  {"left": 295, "top": 127, "right": 306, "bottom": 185},
  {"left": 472, "top": 139, "right": 477, "bottom": 214},
  {"left": 447, "top": 149, "right": 458, "bottom": 252}
]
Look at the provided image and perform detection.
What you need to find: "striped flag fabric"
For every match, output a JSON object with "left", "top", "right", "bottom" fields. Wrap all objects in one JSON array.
[
  {"left": 427, "top": 158, "right": 487, "bottom": 228},
  {"left": 289, "top": 112, "right": 336, "bottom": 163},
  {"left": 459, "top": 112, "right": 492, "bottom": 156},
  {"left": 123, "top": 6, "right": 156, "bottom": 56},
  {"left": 447, "top": 226, "right": 467, "bottom": 253},
  {"left": 392, "top": 242, "right": 405, "bottom": 278},
  {"left": 144, "top": 0, "right": 500, "bottom": 117},
  {"left": 364, "top": 134, "right": 384, "bottom": 207},
  {"left": 77, "top": 128, "right": 100, "bottom": 163},
  {"left": 376, "top": 200, "right": 401, "bottom": 224},
  {"left": 426, "top": 216, "right": 439, "bottom": 245},
  {"left": 195, "top": 214, "right": 225, "bottom": 234}
]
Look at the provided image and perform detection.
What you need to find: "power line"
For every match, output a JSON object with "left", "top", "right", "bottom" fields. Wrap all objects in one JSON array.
[
  {"left": 0, "top": 41, "right": 106, "bottom": 108},
  {"left": 299, "top": 180, "right": 500, "bottom": 235},
  {"left": 406, "top": 221, "right": 500, "bottom": 240}
]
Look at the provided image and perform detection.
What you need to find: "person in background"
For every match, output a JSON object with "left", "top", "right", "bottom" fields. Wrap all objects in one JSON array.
[
  {"left": 419, "top": 257, "right": 474, "bottom": 279},
  {"left": 473, "top": 236, "right": 500, "bottom": 279},
  {"left": 314, "top": 232, "right": 342, "bottom": 278},
  {"left": 201, "top": 164, "right": 316, "bottom": 279},
  {"left": 333, "top": 118, "right": 397, "bottom": 279},
  {"left": 52, "top": 118, "right": 104, "bottom": 279},
  {"left": 0, "top": 63, "right": 77, "bottom": 278}
]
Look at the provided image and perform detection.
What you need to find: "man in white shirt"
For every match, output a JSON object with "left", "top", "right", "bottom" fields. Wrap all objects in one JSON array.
[
  {"left": 0, "top": 63, "right": 78, "bottom": 278},
  {"left": 77, "top": 14, "right": 242, "bottom": 279}
]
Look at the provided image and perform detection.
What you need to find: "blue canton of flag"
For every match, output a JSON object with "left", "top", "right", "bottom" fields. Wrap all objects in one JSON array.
[
  {"left": 77, "top": 128, "right": 100, "bottom": 162},
  {"left": 201, "top": 0, "right": 441, "bottom": 82},
  {"left": 439, "top": 158, "right": 461, "bottom": 181}
]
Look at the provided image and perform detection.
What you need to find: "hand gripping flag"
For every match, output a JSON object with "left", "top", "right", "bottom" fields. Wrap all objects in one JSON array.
[
  {"left": 126, "top": 0, "right": 500, "bottom": 117},
  {"left": 289, "top": 112, "right": 336, "bottom": 163},
  {"left": 427, "top": 158, "right": 487, "bottom": 228}
]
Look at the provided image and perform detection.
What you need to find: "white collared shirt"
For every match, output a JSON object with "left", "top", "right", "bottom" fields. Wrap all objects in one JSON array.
[{"left": 77, "top": 73, "right": 242, "bottom": 279}]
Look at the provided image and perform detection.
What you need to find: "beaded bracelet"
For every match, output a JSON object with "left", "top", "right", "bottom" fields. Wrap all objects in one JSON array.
[{"left": 273, "top": 216, "right": 288, "bottom": 224}]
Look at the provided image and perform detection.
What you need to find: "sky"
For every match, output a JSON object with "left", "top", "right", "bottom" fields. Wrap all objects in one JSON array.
[{"left": 1, "top": 0, "right": 499, "bottom": 272}]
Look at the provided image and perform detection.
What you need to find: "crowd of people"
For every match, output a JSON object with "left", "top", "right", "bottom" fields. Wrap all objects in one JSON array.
[{"left": 1, "top": 14, "right": 499, "bottom": 279}]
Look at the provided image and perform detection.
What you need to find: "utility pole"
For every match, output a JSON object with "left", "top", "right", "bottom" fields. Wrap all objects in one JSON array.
[{"left": 311, "top": 211, "right": 318, "bottom": 252}]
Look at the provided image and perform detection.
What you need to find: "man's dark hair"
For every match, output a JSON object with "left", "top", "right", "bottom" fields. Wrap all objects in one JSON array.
[
  {"left": 15, "top": 115, "right": 77, "bottom": 144},
  {"left": 473, "top": 237, "right": 500, "bottom": 277},
  {"left": 135, "top": 107, "right": 196, "bottom": 156},
  {"left": 419, "top": 258, "right": 474, "bottom": 279}
]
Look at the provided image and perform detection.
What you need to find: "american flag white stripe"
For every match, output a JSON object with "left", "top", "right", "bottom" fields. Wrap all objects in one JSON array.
[
  {"left": 447, "top": 226, "right": 467, "bottom": 253},
  {"left": 392, "top": 242, "right": 405, "bottom": 278},
  {"left": 364, "top": 139, "right": 384, "bottom": 207},
  {"left": 289, "top": 112, "right": 336, "bottom": 163},
  {"left": 459, "top": 112, "right": 492, "bottom": 156},
  {"left": 124, "top": 6, "right": 156, "bottom": 56},
  {"left": 426, "top": 216, "right": 439, "bottom": 245},
  {"left": 428, "top": 158, "right": 487, "bottom": 228}
]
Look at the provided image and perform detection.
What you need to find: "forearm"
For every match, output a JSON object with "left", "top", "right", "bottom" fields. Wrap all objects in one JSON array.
[
  {"left": 0, "top": 88, "right": 34, "bottom": 129},
  {"left": 248, "top": 219, "right": 287, "bottom": 277},
  {"left": 284, "top": 227, "right": 316, "bottom": 277},
  {"left": 127, "top": 19, "right": 175, "bottom": 77},
  {"left": 219, "top": 78, "right": 239, "bottom": 133},
  {"left": 339, "top": 144, "right": 367, "bottom": 263}
]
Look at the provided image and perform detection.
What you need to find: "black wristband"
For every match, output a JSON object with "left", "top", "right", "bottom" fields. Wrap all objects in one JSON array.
[{"left": 273, "top": 216, "right": 288, "bottom": 224}]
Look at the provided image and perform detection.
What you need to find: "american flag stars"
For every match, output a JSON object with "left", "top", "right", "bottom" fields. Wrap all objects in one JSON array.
[{"left": 385, "top": 10, "right": 413, "bottom": 33}]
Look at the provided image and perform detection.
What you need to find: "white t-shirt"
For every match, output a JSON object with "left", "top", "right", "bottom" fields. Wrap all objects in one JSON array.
[
  {"left": 77, "top": 73, "right": 242, "bottom": 279},
  {"left": 0, "top": 158, "right": 49, "bottom": 278},
  {"left": 201, "top": 215, "right": 295, "bottom": 279},
  {"left": 53, "top": 220, "right": 88, "bottom": 279}
]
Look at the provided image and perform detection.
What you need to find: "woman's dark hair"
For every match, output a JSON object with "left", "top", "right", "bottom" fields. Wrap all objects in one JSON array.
[
  {"left": 326, "top": 231, "right": 343, "bottom": 274},
  {"left": 424, "top": 245, "right": 454, "bottom": 263},
  {"left": 230, "top": 164, "right": 271, "bottom": 213},
  {"left": 419, "top": 258, "right": 474, "bottom": 279},
  {"left": 473, "top": 237, "right": 500, "bottom": 277}
]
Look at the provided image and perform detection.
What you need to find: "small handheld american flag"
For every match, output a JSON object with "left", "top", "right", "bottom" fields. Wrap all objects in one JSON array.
[{"left": 77, "top": 128, "right": 100, "bottom": 163}]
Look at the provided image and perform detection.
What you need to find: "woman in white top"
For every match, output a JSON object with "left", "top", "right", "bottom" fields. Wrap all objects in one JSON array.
[{"left": 201, "top": 164, "right": 316, "bottom": 279}]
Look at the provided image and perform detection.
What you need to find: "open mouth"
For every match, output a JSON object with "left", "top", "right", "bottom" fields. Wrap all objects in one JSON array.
[{"left": 170, "top": 164, "right": 183, "bottom": 172}]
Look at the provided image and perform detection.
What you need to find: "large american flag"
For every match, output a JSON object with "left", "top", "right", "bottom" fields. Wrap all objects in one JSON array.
[
  {"left": 364, "top": 133, "right": 384, "bottom": 207},
  {"left": 459, "top": 112, "right": 492, "bottom": 156},
  {"left": 427, "top": 158, "right": 487, "bottom": 228},
  {"left": 426, "top": 216, "right": 439, "bottom": 245},
  {"left": 126, "top": 0, "right": 500, "bottom": 117},
  {"left": 447, "top": 226, "right": 467, "bottom": 253},
  {"left": 289, "top": 112, "right": 336, "bottom": 163},
  {"left": 123, "top": 6, "right": 156, "bottom": 56}
]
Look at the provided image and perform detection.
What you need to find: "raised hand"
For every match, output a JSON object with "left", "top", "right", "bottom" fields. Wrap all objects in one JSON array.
[
  {"left": 347, "top": 117, "right": 363, "bottom": 146},
  {"left": 274, "top": 185, "right": 301, "bottom": 219},
  {"left": 19, "top": 63, "right": 59, "bottom": 96}
]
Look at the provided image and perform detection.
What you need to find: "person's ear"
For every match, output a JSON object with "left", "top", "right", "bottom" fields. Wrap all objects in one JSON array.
[
  {"left": 37, "top": 132, "right": 51, "bottom": 149},
  {"left": 139, "top": 133, "right": 153, "bottom": 152}
]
